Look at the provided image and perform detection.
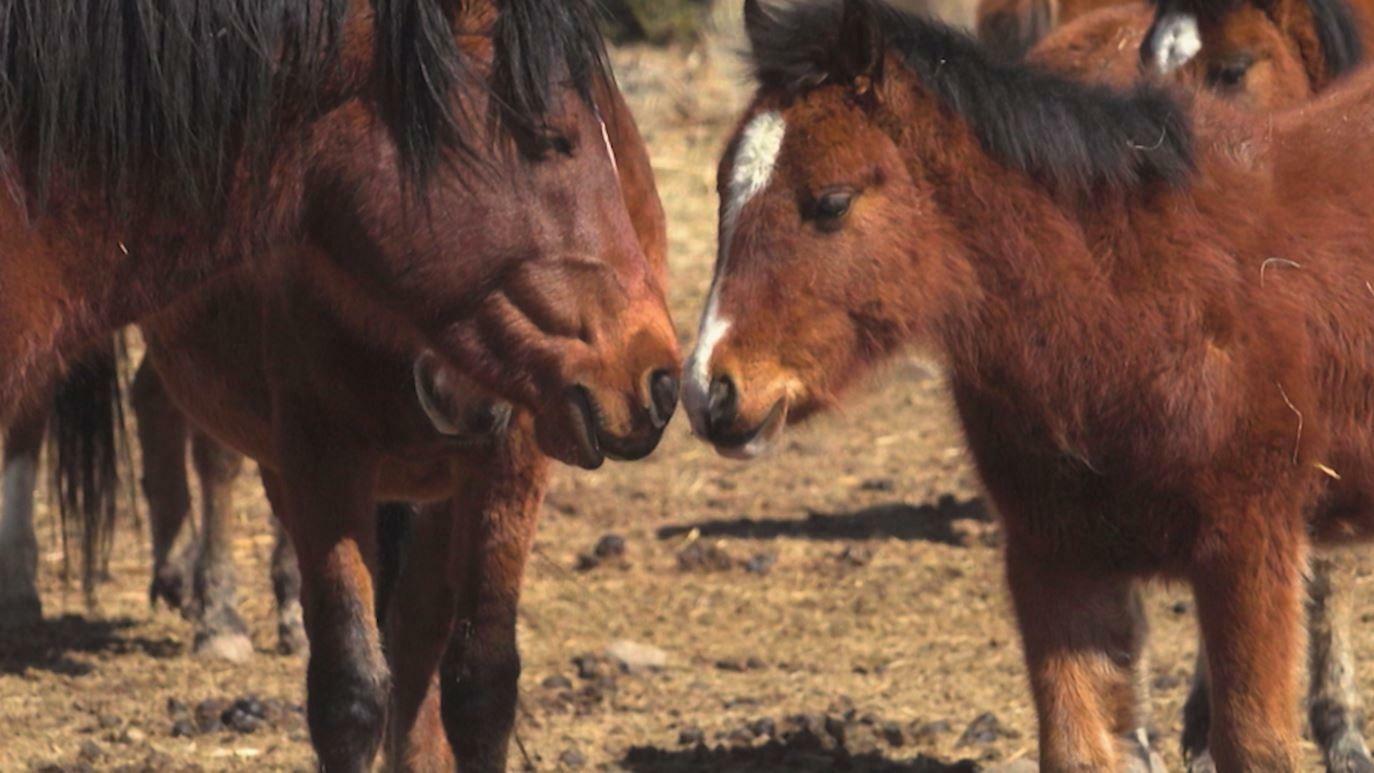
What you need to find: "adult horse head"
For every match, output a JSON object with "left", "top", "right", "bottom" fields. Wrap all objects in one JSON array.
[{"left": 0, "top": 0, "right": 680, "bottom": 468}]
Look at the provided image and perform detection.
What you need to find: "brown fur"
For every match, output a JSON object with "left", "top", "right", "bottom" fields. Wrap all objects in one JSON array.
[
  {"left": 131, "top": 40, "right": 669, "bottom": 769},
  {"left": 693, "top": 1, "right": 1374, "bottom": 768}
]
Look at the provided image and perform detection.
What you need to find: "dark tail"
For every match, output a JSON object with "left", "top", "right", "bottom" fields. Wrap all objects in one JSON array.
[
  {"left": 375, "top": 502, "right": 415, "bottom": 629},
  {"left": 49, "top": 332, "right": 131, "bottom": 605}
]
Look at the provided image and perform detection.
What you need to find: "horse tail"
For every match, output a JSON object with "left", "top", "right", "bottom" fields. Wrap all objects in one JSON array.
[
  {"left": 976, "top": 0, "right": 1057, "bottom": 60},
  {"left": 49, "top": 332, "right": 131, "bottom": 606},
  {"left": 374, "top": 502, "right": 415, "bottom": 629}
]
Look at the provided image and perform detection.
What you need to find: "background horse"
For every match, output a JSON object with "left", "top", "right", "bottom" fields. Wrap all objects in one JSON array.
[{"left": 687, "top": 0, "right": 1374, "bottom": 768}]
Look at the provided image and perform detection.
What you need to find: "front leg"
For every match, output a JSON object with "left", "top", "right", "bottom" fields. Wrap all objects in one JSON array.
[
  {"left": 1190, "top": 501, "right": 1304, "bottom": 772},
  {"left": 1307, "top": 551, "right": 1374, "bottom": 773},
  {"left": 190, "top": 432, "right": 251, "bottom": 662},
  {"left": 0, "top": 402, "right": 46, "bottom": 626},
  {"left": 262, "top": 450, "right": 387, "bottom": 773},
  {"left": 440, "top": 425, "right": 548, "bottom": 772},
  {"left": 1006, "top": 540, "right": 1152, "bottom": 772}
]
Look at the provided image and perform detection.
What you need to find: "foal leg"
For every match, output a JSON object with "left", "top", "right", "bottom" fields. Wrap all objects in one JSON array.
[
  {"left": 270, "top": 513, "right": 308, "bottom": 655},
  {"left": 0, "top": 403, "right": 47, "bottom": 626},
  {"left": 1190, "top": 507, "right": 1304, "bottom": 772},
  {"left": 262, "top": 456, "right": 388, "bottom": 772},
  {"left": 189, "top": 432, "right": 251, "bottom": 662},
  {"left": 440, "top": 430, "right": 549, "bottom": 772},
  {"left": 131, "top": 358, "right": 194, "bottom": 611},
  {"left": 1006, "top": 543, "right": 1152, "bottom": 771},
  {"left": 1307, "top": 551, "right": 1373, "bottom": 773}
]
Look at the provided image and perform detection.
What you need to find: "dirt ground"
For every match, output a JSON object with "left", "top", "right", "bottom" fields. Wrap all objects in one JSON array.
[{"left": 2, "top": 12, "right": 1371, "bottom": 773}]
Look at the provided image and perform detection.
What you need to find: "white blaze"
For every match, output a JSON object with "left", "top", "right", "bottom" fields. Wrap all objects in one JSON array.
[
  {"left": 684, "top": 110, "right": 786, "bottom": 435},
  {"left": 1148, "top": 13, "right": 1201, "bottom": 74}
]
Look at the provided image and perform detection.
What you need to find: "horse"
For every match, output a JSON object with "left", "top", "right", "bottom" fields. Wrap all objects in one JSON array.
[
  {"left": 687, "top": 0, "right": 1374, "bottom": 768},
  {"left": 117, "top": 4, "right": 668, "bottom": 769},
  {"left": 0, "top": 0, "right": 679, "bottom": 479},
  {"left": 1030, "top": 0, "right": 1374, "bottom": 769}
]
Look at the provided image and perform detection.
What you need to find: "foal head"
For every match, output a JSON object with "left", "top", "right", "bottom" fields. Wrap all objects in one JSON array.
[
  {"left": 684, "top": 0, "right": 1190, "bottom": 458},
  {"left": 302, "top": 0, "right": 679, "bottom": 469},
  {"left": 1141, "top": 0, "right": 1363, "bottom": 107}
]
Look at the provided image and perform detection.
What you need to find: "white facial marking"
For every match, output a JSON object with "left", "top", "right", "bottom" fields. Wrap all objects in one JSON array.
[
  {"left": 683, "top": 111, "right": 787, "bottom": 437},
  {"left": 1149, "top": 13, "right": 1201, "bottom": 74},
  {"left": 597, "top": 116, "right": 619, "bottom": 178}
]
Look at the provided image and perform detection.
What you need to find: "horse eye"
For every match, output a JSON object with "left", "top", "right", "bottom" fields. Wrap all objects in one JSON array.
[
  {"left": 1208, "top": 58, "right": 1252, "bottom": 89},
  {"left": 811, "top": 189, "right": 855, "bottom": 228}
]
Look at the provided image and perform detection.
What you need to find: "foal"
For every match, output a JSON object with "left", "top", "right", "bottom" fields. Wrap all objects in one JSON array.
[{"left": 689, "top": 0, "right": 1374, "bottom": 769}]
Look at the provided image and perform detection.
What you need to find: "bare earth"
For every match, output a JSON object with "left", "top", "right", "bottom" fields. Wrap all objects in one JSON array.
[{"left": 0, "top": 24, "right": 1366, "bottom": 773}]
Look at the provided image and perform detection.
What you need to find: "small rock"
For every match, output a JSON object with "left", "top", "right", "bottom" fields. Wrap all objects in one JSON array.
[
  {"left": 859, "top": 477, "right": 895, "bottom": 492},
  {"left": 750, "top": 717, "right": 777, "bottom": 739},
  {"left": 194, "top": 699, "right": 231, "bottom": 734},
  {"left": 571, "top": 653, "right": 612, "bottom": 681},
  {"left": 166, "top": 698, "right": 189, "bottom": 717},
  {"left": 605, "top": 640, "right": 667, "bottom": 673},
  {"left": 222, "top": 706, "right": 262, "bottom": 734},
  {"left": 957, "top": 712, "right": 1018, "bottom": 747},
  {"left": 676, "top": 541, "right": 735, "bottom": 572},
  {"left": 171, "top": 719, "right": 196, "bottom": 738},
  {"left": 911, "top": 719, "right": 952, "bottom": 744},
  {"left": 836, "top": 545, "right": 875, "bottom": 567},
  {"left": 593, "top": 534, "right": 626, "bottom": 559},
  {"left": 743, "top": 552, "right": 777, "bottom": 575},
  {"left": 746, "top": 656, "right": 766, "bottom": 670},
  {"left": 541, "top": 674, "right": 573, "bottom": 690},
  {"left": 558, "top": 748, "right": 585, "bottom": 769},
  {"left": 78, "top": 740, "right": 104, "bottom": 762},
  {"left": 121, "top": 727, "right": 147, "bottom": 744},
  {"left": 678, "top": 726, "right": 704, "bottom": 745},
  {"left": 715, "top": 658, "right": 747, "bottom": 672},
  {"left": 1153, "top": 672, "right": 1183, "bottom": 691},
  {"left": 97, "top": 714, "right": 120, "bottom": 730},
  {"left": 881, "top": 721, "right": 906, "bottom": 747}
]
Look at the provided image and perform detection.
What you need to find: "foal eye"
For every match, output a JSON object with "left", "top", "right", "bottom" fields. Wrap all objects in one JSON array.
[{"left": 809, "top": 188, "right": 856, "bottom": 229}]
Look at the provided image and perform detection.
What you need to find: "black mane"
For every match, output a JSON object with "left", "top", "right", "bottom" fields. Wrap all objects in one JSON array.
[
  {"left": 0, "top": 0, "right": 613, "bottom": 210},
  {"left": 1305, "top": 0, "right": 1363, "bottom": 79},
  {"left": 746, "top": 0, "right": 1195, "bottom": 195}
]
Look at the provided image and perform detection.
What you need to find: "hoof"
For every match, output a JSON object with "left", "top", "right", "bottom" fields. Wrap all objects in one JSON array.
[
  {"left": 0, "top": 594, "right": 42, "bottom": 628},
  {"left": 277, "top": 622, "right": 309, "bottom": 656},
  {"left": 1328, "top": 735, "right": 1374, "bottom": 773},
  {"left": 1186, "top": 750, "right": 1218, "bottom": 773},
  {"left": 195, "top": 631, "right": 254, "bottom": 663}
]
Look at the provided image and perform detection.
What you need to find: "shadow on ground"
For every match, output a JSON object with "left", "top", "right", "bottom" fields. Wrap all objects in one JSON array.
[
  {"left": 657, "top": 496, "right": 990, "bottom": 546},
  {"left": 622, "top": 742, "right": 980, "bottom": 772},
  {"left": 0, "top": 615, "right": 182, "bottom": 676}
]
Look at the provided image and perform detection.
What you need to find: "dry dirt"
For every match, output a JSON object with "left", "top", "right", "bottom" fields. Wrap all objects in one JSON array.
[{"left": 2, "top": 15, "right": 1370, "bottom": 773}]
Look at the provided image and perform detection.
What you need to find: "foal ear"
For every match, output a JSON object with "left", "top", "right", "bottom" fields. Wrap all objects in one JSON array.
[{"left": 835, "top": 0, "right": 887, "bottom": 94}]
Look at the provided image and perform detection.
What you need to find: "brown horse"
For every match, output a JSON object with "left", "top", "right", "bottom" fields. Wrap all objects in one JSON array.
[
  {"left": 1030, "top": 1, "right": 1374, "bottom": 770},
  {"left": 0, "top": 0, "right": 678, "bottom": 478},
  {"left": 120, "top": 7, "right": 671, "bottom": 770},
  {"left": 690, "top": 0, "right": 1374, "bottom": 769},
  {"left": 1142, "top": 0, "right": 1373, "bottom": 91}
]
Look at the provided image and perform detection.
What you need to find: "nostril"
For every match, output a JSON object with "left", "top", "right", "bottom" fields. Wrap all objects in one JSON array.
[
  {"left": 706, "top": 375, "right": 738, "bottom": 433},
  {"left": 649, "top": 370, "right": 679, "bottom": 429}
]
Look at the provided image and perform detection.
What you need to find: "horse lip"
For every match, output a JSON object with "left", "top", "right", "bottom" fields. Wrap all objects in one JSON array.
[
  {"left": 570, "top": 385, "right": 666, "bottom": 463},
  {"left": 567, "top": 386, "right": 606, "bottom": 470},
  {"left": 708, "top": 398, "right": 787, "bottom": 459}
]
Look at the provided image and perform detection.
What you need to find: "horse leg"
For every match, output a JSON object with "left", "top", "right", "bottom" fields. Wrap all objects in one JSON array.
[
  {"left": 1307, "top": 551, "right": 1374, "bottom": 773},
  {"left": 439, "top": 430, "right": 549, "bottom": 771},
  {"left": 131, "top": 357, "right": 194, "bottom": 611},
  {"left": 0, "top": 403, "right": 47, "bottom": 626},
  {"left": 384, "top": 502, "right": 457, "bottom": 772},
  {"left": 189, "top": 430, "right": 251, "bottom": 662},
  {"left": 1190, "top": 507, "right": 1303, "bottom": 772},
  {"left": 271, "top": 513, "right": 308, "bottom": 655},
  {"left": 262, "top": 456, "right": 387, "bottom": 772},
  {"left": 1006, "top": 542, "right": 1152, "bottom": 771},
  {"left": 1181, "top": 642, "right": 1217, "bottom": 772}
]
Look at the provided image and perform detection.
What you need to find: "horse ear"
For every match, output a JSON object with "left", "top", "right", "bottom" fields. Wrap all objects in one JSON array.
[{"left": 834, "top": 0, "right": 887, "bottom": 93}]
